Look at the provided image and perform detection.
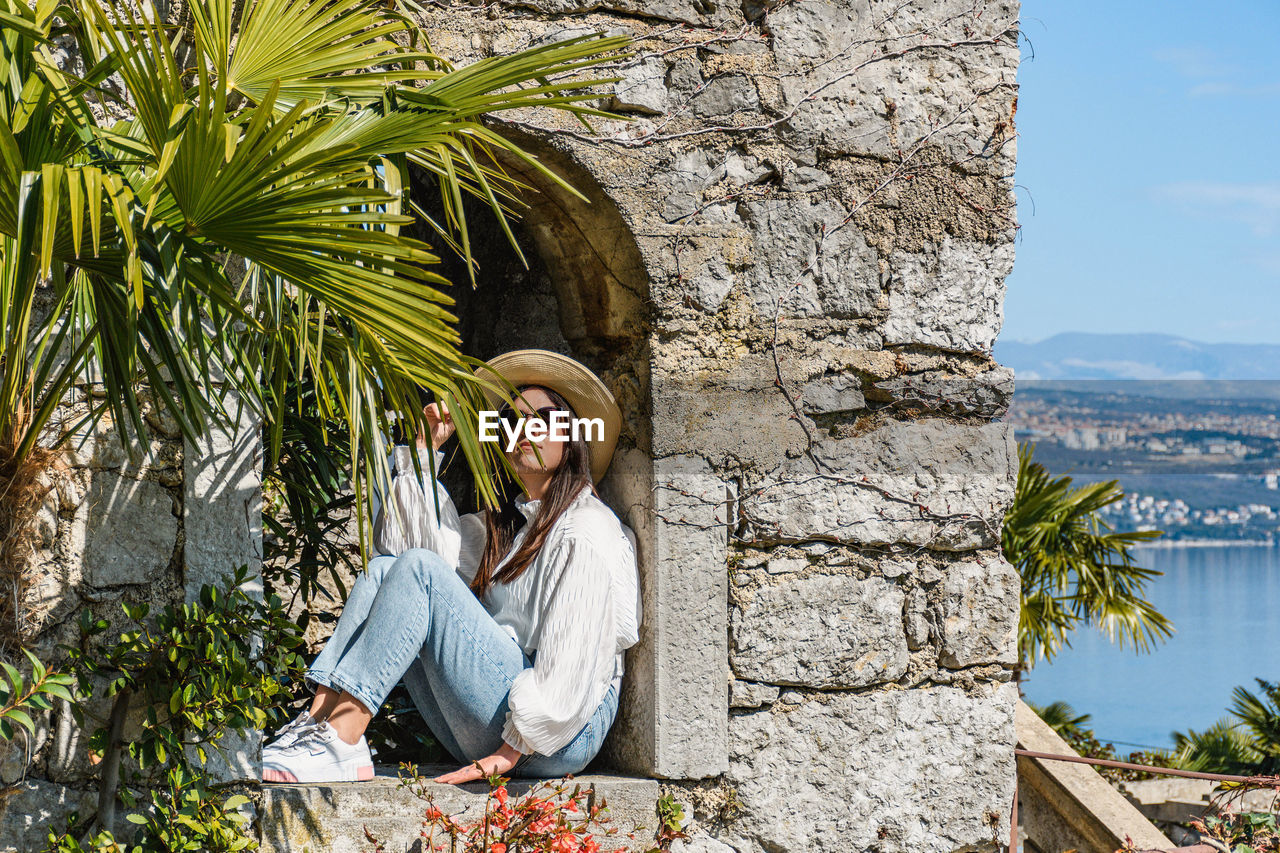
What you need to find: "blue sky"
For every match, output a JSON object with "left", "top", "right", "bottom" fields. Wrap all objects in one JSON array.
[{"left": 1001, "top": 0, "right": 1280, "bottom": 346}]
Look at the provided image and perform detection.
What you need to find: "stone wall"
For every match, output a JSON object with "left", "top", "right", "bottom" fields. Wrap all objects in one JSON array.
[
  {"left": 2, "top": 0, "right": 1022, "bottom": 849},
  {"left": 0, "top": 396, "right": 262, "bottom": 850},
  {"left": 402, "top": 0, "right": 1022, "bottom": 850},
  {"left": 4, "top": 399, "right": 185, "bottom": 789}
]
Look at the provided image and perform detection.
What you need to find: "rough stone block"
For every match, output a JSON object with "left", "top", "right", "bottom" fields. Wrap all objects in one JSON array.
[
  {"left": 743, "top": 419, "right": 1016, "bottom": 550},
  {"left": 871, "top": 366, "right": 1014, "bottom": 419},
  {"left": 75, "top": 474, "right": 178, "bottom": 587},
  {"left": 673, "top": 834, "right": 740, "bottom": 853},
  {"left": 799, "top": 373, "right": 866, "bottom": 415},
  {"left": 691, "top": 75, "right": 759, "bottom": 118},
  {"left": 597, "top": 446, "right": 658, "bottom": 775},
  {"left": 606, "top": 455, "right": 729, "bottom": 779},
  {"left": 60, "top": 419, "right": 180, "bottom": 478},
  {"left": 724, "top": 683, "right": 1017, "bottom": 853},
  {"left": 739, "top": 199, "right": 881, "bottom": 320},
  {"left": 0, "top": 779, "right": 96, "bottom": 853},
  {"left": 651, "top": 367, "right": 809, "bottom": 468},
  {"left": 769, "top": 1, "right": 1019, "bottom": 165},
  {"left": 184, "top": 401, "right": 263, "bottom": 597},
  {"left": 905, "top": 588, "right": 931, "bottom": 650},
  {"left": 659, "top": 149, "right": 724, "bottom": 222},
  {"left": 883, "top": 239, "right": 1015, "bottom": 354},
  {"left": 258, "top": 767, "right": 661, "bottom": 853},
  {"left": 729, "top": 680, "right": 779, "bottom": 709},
  {"left": 731, "top": 574, "right": 907, "bottom": 688},
  {"left": 489, "top": 0, "right": 737, "bottom": 26},
  {"left": 937, "top": 552, "right": 1018, "bottom": 668},
  {"left": 612, "top": 56, "right": 668, "bottom": 114}
]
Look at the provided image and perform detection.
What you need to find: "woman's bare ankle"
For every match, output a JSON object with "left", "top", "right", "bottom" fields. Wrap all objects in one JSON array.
[
  {"left": 326, "top": 694, "right": 373, "bottom": 746},
  {"left": 308, "top": 686, "right": 340, "bottom": 721}
]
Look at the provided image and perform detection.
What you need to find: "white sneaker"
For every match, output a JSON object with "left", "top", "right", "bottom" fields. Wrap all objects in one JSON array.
[
  {"left": 263, "top": 711, "right": 318, "bottom": 753},
  {"left": 261, "top": 721, "right": 375, "bottom": 783}
]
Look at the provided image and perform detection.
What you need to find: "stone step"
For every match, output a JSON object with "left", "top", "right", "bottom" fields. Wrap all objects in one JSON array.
[{"left": 256, "top": 764, "right": 662, "bottom": 853}]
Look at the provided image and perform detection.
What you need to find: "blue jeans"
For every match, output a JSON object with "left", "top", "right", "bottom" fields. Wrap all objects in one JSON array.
[{"left": 305, "top": 548, "right": 618, "bottom": 778}]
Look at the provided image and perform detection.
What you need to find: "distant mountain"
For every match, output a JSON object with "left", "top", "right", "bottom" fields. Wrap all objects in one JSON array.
[{"left": 994, "top": 332, "right": 1280, "bottom": 380}]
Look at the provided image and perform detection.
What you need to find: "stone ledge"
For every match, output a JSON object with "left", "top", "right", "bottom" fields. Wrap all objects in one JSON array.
[
  {"left": 257, "top": 765, "right": 662, "bottom": 853},
  {"left": 1016, "top": 702, "right": 1172, "bottom": 853}
]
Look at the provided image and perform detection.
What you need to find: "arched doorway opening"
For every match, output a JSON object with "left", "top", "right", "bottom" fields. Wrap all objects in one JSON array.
[{"left": 406, "top": 134, "right": 657, "bottom": 773}]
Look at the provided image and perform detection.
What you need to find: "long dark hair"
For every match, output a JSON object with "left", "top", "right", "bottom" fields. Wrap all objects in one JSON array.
[{"left": 471, "top": 385, "right": 596, "bottom": 597}]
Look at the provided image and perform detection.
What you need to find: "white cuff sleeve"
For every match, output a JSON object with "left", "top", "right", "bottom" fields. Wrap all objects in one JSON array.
[
  {"left": 501, "top": 714, "right": 536, "bottom": 754},
  {"left": 370, "top": 446, "right": 462, "bottom": 567}
]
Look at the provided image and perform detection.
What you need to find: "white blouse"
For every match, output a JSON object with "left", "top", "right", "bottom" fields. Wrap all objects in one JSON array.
[{"left": 369, "top": 445, "right": 642, "bottom": 757}]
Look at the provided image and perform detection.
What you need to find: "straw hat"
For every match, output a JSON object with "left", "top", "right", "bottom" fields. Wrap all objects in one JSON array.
[{"left": 475, "top": 350, "right": 622, "bottom": 483}]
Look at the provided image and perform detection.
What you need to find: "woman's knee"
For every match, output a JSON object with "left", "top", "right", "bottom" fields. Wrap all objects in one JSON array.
[
  {"left": 362, "top": 554, "right": 399, "bottom": 586},
  {"left": 393, "top": 547, "right": 454, "bottom": 588}
]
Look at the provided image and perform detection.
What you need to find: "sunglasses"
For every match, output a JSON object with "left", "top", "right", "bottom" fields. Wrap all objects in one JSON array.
[{"left": 496, "top": 404, "right": 565, "bottom": 427}]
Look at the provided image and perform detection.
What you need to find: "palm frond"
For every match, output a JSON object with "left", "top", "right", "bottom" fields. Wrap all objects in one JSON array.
[
  {"left": 1, "top": 0, "right": 634, "bottom": 567},
  {"left": 1006, "top": 442, "right": 1174, "bottom": 669}
]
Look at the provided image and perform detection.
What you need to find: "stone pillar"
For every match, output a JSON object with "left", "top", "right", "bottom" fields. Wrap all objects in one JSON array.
[{"left": 183, "top": 395, "right": 264, "bottom": 784}]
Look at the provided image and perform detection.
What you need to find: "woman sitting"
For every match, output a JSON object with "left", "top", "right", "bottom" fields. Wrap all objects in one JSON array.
[{"left": 261, "top": 350, "right": 641, "bottom": 784}]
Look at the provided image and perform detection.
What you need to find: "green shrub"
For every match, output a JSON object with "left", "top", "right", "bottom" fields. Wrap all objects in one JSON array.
[{"left": 46, "top": 566, "right": 306, "bottom": 847}]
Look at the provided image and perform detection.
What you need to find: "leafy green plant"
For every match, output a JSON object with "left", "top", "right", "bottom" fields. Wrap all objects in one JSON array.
[
  {"left": 1173, "top": 679, "right": 1280, "bottom": 776},
  {"left": 59, "top": 566, "right": 305, "bottom": 838},
  {"left": 1188, "top": 809, "right": 1279, "bottom": 853},
  {"left": 121, "top": 767, "right": 255, "bottom": 853},
  {"left": 44, "top": 767, "right": 255, "bottom": 853},
  {"left": 1004, "top": 442, "right": 1173, "bottom": 672},
  {"left": 0, "top": 646, "right": 76, "bottom": 741},
  {"left": 41, "top": 812, "right": 128, "bottom": 853},
  {"left": 652, "top": 793, "right": 690, "bottom": 852},
  {"left": 0, "top": 0, "right": 631, "bottom": 602},
  {"left": 260, "top": 366, "right": 360, "bottom": 630}
]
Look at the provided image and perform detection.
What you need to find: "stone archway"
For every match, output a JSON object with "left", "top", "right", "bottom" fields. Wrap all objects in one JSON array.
[{"left": 406, "top": 135, "right": 711, "bottom": 778}]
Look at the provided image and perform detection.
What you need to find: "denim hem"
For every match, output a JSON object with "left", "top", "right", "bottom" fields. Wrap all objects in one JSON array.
[
  {"left": 303, "top": 669, "right": 332, "bottom": 695},
  {"left": 323, "top": 669, "right": 382, "bottom": 716}
]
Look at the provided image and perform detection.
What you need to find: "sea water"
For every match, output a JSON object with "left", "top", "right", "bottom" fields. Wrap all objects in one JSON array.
[{"left": 1018, "top": 544, "right": 1280, "bottom": 751}]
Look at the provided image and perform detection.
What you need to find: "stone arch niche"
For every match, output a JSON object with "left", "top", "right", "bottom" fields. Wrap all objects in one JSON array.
[{"left": 407, "top": 131, "right": 726, "bottom": 779}]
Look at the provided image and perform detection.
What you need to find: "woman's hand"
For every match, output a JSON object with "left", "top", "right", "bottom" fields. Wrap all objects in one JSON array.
[
  {"left": 432, "top": 742, "right": 523, "bottom": 785},
  {"left": 418, "top": 401, "right": 456, "bottom": 452}
]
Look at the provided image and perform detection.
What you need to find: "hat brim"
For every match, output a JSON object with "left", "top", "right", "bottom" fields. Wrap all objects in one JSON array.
[{"left": 474, "top": 350, "right": 622, "bottom": 483}]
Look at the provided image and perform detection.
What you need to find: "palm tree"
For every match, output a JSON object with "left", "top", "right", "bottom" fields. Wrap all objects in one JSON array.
[
  {"left": 1028, "top": 699, "right": 1094, "bottom": 742},
  {"left": 0, "top": 0, "right": 629, "bottom": 647},
  {"left": 1171, "top": 718, "right": 1260, "bottom": 776},
  {"left": 1174, "top": 680, "right": 1280, "bottom": 775},
  {"left": 1003, "top": 442, "right": 1174, "bottom": 674}
]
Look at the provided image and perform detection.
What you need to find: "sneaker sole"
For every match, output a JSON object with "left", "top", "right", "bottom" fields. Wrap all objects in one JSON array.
[{"left": 263, "top": 764, "right": 374, "bottom": 783}]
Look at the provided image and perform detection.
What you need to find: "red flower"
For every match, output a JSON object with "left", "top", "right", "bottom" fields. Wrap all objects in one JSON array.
[
  {"left": 550, "top": 832, "right": 581, "bottom": 853},
  {"left": 491, "top": 844, "right": 507, "bottom": 853},
  {"left": 495, "top": 787, "right": 509, "bottom": 805}
]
